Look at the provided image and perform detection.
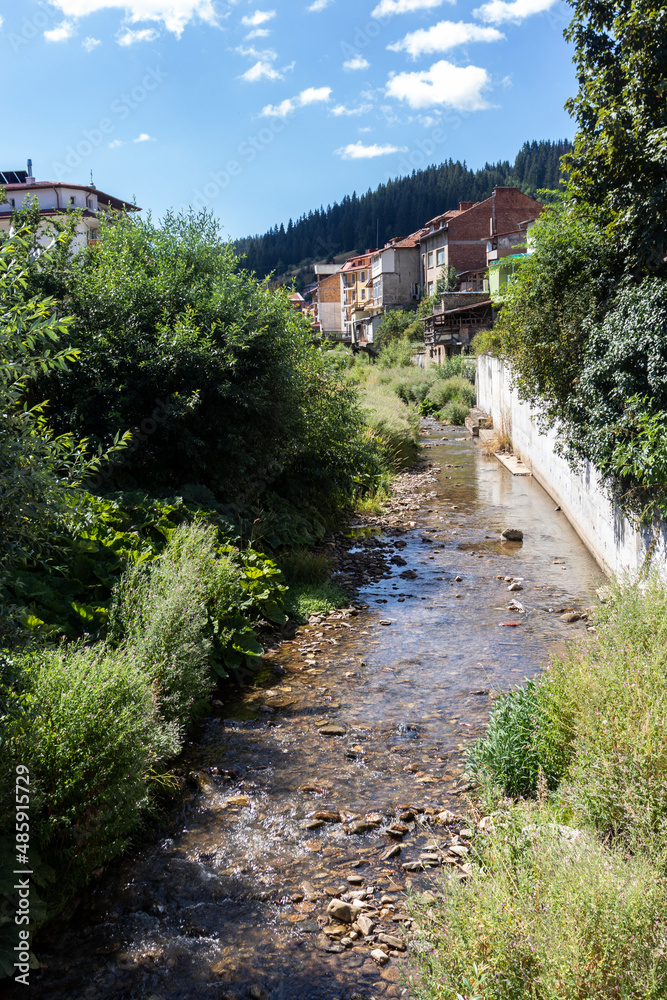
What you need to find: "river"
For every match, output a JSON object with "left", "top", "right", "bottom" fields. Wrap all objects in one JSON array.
[{"left": 19, "top": 427, "right": 602, "bottom": 1000}]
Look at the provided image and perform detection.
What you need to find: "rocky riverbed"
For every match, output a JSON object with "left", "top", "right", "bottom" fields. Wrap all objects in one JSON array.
[{"left": 15, "top": 424, "right": 603, "bottom": 1000}]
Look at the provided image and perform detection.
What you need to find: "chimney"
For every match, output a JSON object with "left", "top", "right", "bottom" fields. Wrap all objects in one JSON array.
[
  {"left": 26, "top": 158, "right": 35, "bottom": 184},
  {"left": 459, "top": 201, "right": 473, "bottom": 212}
]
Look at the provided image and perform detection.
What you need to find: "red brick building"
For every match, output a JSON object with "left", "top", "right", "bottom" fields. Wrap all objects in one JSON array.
[{"left": 420, "top": 187, "right": 543, "bottom": 294}]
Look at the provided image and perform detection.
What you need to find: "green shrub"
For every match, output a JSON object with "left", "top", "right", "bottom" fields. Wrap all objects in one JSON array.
[
  {"left": 409, "top": 812, "right": 667, "bottom": 999},
  {"left": 377, "top": 337, "right": 420, "bottom": 368},
  {"left": 545, "top": 578, "right": 667, "bottom": 850},
  {"left": 4, "top": 644, "right": 180, "bottom": 900},
  {"left": 425, "top": 375, "right": 476, "bottom": 412},
  {"left": 111, "top": 522, "right": 217, "bottom": 727},
  {"left": 278, "top": 548, "right": 330, "bottom": 586},
  {"left": 466, "top": 678, "right": 570, "bottom": 798},
  {"left": 438, "top": 399, "right": 470, "bottom": 425}
]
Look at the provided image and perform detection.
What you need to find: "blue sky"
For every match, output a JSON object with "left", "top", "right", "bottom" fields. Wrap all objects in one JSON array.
[{"left": 0, "top": 0, "right": 576, "bottom": 239}]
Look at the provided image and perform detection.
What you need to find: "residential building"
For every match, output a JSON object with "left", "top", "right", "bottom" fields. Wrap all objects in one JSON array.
[
  {"left": 311, "top": 263, "right": 343, "bottom": 339},
  {"left": 358, "top": 229, "right": 427, "bottom": 341},
  {"left": 484, "top": 215, "right": 538, "bottom": 300},
  {"left": 422, "top": 291, "right": 493, "bottom": 365},
  {"left": 0, "top": 161, "right": 139, "bottom": 248},
  {"left": 339, "top": 251, "right": 375, "bottom": 342},
  {"left": 420, "top": 188, "right": 543, "bottom": 295}
]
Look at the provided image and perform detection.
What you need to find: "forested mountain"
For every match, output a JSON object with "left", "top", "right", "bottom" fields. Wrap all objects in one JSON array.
[{"left": 235, "top": 139, "right": 571, "bottom": 282}]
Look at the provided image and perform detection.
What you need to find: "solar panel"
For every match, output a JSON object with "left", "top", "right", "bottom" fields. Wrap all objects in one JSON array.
[{"left": 0, "top": 170, "right": 28, "bottom": 185}]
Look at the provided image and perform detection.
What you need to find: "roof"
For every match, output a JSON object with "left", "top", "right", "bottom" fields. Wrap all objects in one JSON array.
[
  {"left": 421, "top": 299, "right": 492, "bottom": 321},
  {"left": 1, "top": 180, "right": 140, "bottom": 212},
  {"left": 424, "top": 208, "right": 462, "bottom": 228},
  {"left": 340, "top": 253, "right": 374, "bottom": 271}
]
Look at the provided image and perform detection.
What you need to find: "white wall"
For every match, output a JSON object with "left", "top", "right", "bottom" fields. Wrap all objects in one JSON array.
[{"left": 476, "top": 354, "right": 667, "bottom": 580}]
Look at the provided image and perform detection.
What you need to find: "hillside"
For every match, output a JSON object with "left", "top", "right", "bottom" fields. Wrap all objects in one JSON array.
[{"left": 235, "top": 139, "right": 571, "bottom": 285}]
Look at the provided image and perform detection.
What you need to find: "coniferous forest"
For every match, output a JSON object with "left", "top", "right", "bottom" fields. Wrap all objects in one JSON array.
[{"left": 235, "top": 139, "right": 571, "bottom": 280}]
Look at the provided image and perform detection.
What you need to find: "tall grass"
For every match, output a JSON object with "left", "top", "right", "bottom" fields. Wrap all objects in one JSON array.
[
  {"left": 410, "top": 814, "right": 667, "bottom": 1000},
  {"left": 360, "top": 377, "right": 421, "bottom": 469},
  {"left": 409, "top": 578, "right": 667, "bottom": 998}
]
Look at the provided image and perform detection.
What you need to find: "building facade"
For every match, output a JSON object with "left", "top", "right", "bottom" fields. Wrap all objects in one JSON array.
[
  {"left": 0, "top": 162, "right": 139, "bottom": 248},
  {"left": 420, "top": 188, "right": 543, "bottom": 294}
]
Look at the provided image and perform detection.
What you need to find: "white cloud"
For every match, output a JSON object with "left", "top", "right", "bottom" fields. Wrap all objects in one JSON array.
[
  {"left": 261, "top": 85, "right": 331, "bottom": 115},
  {"left": 331, "top": 103, "right": 373, "bottom": 116},
  {"left": 133, "top": 132, "right": 155, "bottom": 142},
  {"left": 108, "top": 139, "right": 125, "bottom": 148},
  {"left": 117, "top": 26, "right": 158, "bottom": 43},
  {"left": 236, "top": 43, "right": 277, "bottom": 59},
  {"left": 335, "top": 141, "right": 408, "bottom": 159},
  {"left": 241, "top": 9, "right": 275, "bottom": 26},
  {"left": 386, "top": 59, "right": 491, "bottom": 110},
  {"left": 388, "top": 19, "right": 504, "bottom": 57},
  {"left": 241, "top": 60, "right": 283, "bottom": 81},
  {"left": 44, "top": 19, "right": 75, "bottom": 41},
  {"left": 473, "top": 0, "right": 558, "bottom": 21},
  {"left": 299, "top": 85, "right": 331, "bottom": 104},
  {"left": 46, "top": 1, "right": 218, "bottom": 38},
  {"left": 371, "top": 0, "right": 451, "bottom": 17},
  {"left": 82, "top": 35, "right": 101, "bottom": 50},
  {"left": 261, "top": 98, "right": 296, "bottom": 116},
  {"left": 308, "top": 0, "right": 332, "bottom": 9},
  {"left": 343, "top": 54, "right": 369, "bottom": 71},
  {"left": 244, "top": 27, "right": 270, "bottom": 38},
  {"left": 0, "top": 16, "right": 4, "bottom": 29}
]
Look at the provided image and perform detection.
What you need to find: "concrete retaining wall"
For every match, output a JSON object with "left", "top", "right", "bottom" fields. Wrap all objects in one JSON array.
[{"left": 476, "top": 354, "right": 667, "bottom": 580}]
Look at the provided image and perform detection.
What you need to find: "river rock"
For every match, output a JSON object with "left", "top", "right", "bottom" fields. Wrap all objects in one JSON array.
[
  {"left": 501, "top": 528, "right": 524, "bottom": 541},
  {"left": 508, "top": 582, "right": 523, "bottom": 592},
  {"left": 371, "top": 948, "right": 390, "bottom": 966},
  {"left": 380, "top": 845, "right": 401, "bottom": 861},
  {"left": 399, "top": 569, "right": 418, "bottom": 579},
  {"left": 357, "top": 913, "right": 375, "bottom": 936},
  {"left": 319, "top": 724, "right": 347, "bottom": 736},
  {"left": 560, "top": 611, "right": 581, "bottom": 623},
  {"left": 435, "top": 809, "right": 459, "bottom": 826},
  {"left": 327, "top": 899, "right": 362, "bottom": 923},
  {"left": 225, "top": 794, "right": 250, "bottom": 807},
  {"left": 377, "top": 933, "right": 406, "bottom": 952}
]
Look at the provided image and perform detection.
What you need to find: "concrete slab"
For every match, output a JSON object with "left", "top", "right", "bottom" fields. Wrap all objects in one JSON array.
[{"left": 495, "top": 452, "right": 532, "bottom": 476}]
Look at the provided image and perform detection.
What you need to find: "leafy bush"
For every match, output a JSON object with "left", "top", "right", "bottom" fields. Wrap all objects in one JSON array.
[
  {"left": 424, "top": 375, "right": 476, "bottom": 413},
  {"left": 466, "top": 678, "right": 568, "bottom": 798},
  {"left": 2, "top": 644, "right": 180, "bottom": 903},
  {"left": 409, "top": 812, "right": 667, "bottom": 999},
  {"left": 111, "top": 521, "right": 286, "bottom": 695},
  {"left": 377, "top": 337, "right": 420, "bottom": 368},
  {"left": 438, "top": 399, "right": 470, "bottom": 425},
  {"left": 26, "top": 210, "right": 380, "bottom": 528},
  {"left": 278, "top": 548, "right": 330, "bottom": 586}
]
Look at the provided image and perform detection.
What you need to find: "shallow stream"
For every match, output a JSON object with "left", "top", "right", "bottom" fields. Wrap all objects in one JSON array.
[{"left": 21, "top": 429, "right": 602, "bottom": 1000}]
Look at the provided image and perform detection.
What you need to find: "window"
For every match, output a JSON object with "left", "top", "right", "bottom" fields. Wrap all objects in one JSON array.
[
  {"left": 360, "top": 288, "right": 366, "bottom": 301},
  {"left": 427, "top": 251, "right": 434, "bottom": 268},
  {"left": 436, "top": 248, "right": 445, "bottom": 266},
  {"left": 360, "top": 270, "right": 366, "bottom": 282},
  {"left": 68, "top": 196, "right": 77, "bottom": 207},
  {"left": 427, "top": 281, "right": 434, "bottom": 296}
]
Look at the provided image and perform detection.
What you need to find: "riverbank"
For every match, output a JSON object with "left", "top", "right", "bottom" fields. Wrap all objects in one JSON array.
[
  {"left": 408, "top": 578, "right": 667, "bottom": 998},
  {"left": 8, "top": 425, "right": 601, "bottom": 1000}
]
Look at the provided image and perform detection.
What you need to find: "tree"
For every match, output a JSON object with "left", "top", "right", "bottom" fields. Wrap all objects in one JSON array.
[
  {"left": 564, "top": 0, "right": 667, "bottom": 271},
  {"left": 0, "top": 232, "right": 128, "bottom": 639}
]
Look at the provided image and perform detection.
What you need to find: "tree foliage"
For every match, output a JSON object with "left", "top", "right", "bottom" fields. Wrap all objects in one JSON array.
[
  {"left": 27, "top": 209, "right": 379, "bottom": 526},
  {"left": 564, "top": 0, "right": 667, "bottom": 272}
]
